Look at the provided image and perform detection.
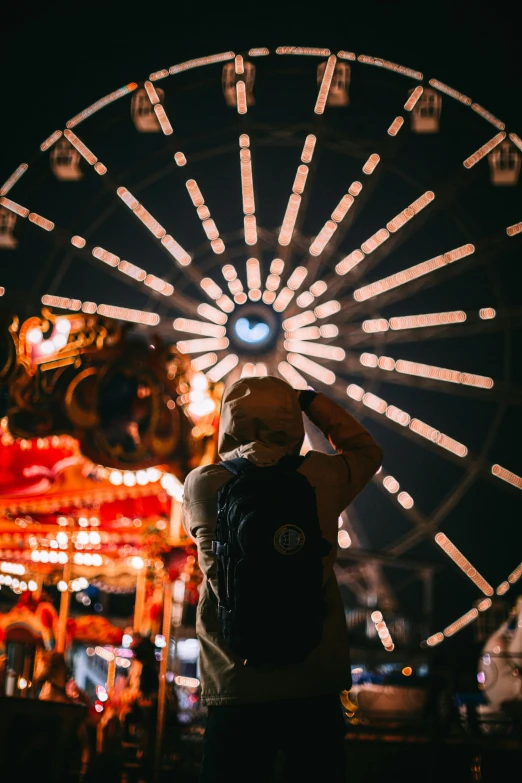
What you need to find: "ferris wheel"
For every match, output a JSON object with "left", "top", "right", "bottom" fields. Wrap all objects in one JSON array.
[{"left": 1, "top": 45, "right": 522, "bottom": 651}]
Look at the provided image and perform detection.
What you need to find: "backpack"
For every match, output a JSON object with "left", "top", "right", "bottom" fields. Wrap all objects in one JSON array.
[{"left": 212, "top": 455, "right": 332, "bottom": 669}]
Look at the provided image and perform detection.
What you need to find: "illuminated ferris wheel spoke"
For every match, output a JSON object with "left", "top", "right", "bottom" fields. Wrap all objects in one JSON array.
[{"left": 0, "top": 163, "right": 28, "bottom": 197}]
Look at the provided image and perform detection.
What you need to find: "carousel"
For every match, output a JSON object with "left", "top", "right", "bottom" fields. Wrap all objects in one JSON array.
[{"left": 0, "top": 306, "right": 219, "bottom": 778}]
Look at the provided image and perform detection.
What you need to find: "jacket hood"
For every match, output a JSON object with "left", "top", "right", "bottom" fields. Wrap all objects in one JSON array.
[{"left": 218, "top": 376, "right": 304, "bottom": 466}]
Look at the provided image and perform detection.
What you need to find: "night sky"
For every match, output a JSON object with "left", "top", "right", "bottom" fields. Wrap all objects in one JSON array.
[{"left": 2, "top": 12, "right": 521, "bottom": 649}]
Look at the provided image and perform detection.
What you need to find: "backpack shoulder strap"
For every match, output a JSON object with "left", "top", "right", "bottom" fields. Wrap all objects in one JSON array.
[{"left": 219, "top": 457, "right": 253, "bottom": 476}]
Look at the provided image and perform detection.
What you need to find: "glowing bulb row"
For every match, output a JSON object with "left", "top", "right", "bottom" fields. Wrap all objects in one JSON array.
[
  {"left": 315, "top": 55, "right": 337, "bottom": 114},
  {"left": 435, "top": 533, "right": 493, "bottom": 595},
  {"left": 186, "top": 179, "right": 225, "bottom": 254},
  {"left": 370, "top": 611, "right": 395, "bottom": 651},
  {"left": 381, "top": 474, "right": 414, "bottom": 509},
  {"left": 353, "top": 244, "right": 475, "bottom": 301},
  {"left": 117, "top": 187, "right": 190, "bottom": 264},
  {"left": 360, "top": 352, "right": 494, "bottom": 389}
]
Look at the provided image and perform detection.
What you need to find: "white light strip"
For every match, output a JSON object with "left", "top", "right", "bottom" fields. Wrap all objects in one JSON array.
[
  {"left": 410, "top": 418, "right": 468, "bottom": 457},
  {"left": 173, "top": 318, "right": 226, "bottom": 337},
  {"left": 282, "top": 311, "right": 316, "bottom": 331},
  {"left": 354, "top": 244, "right": 475, "bottom": 301},
  {"left": 362, "top": 352, "right": 494, "bottom": 389},
  {"left": 246, "top": 258, "right": 262, "bottom": 290},
  {"left": 0, "top": 164, "right": 28, "bottom": 196},
  {"left": 206, "top": 354, "right": 239, "bottom": 382},
  {"left": 315, "top": 55, "right": 336, "bottom": 114},
  {"left": 278, "top": 361, "right": 309, "bottom": 389},
  {"left": 273, "top": 287, "right": 294, "bottom": 312},
  {"left": 177, "top": 337, "right": 229, "bottom": 354},
  {"left": 97, "top": 304, "right": 160, "bottom": 325},
  {"left": 287, "top": 353, "right": 335, "bottom": 385},
  {"left": 197, "top": 303, "right": 228, "bottom": 325},
  {"left": 67, "top": 83, "right": 138, "bottom": 128},
  {"left": 285, "top": 339, "right": 345, "bottom": 361},
  {"left": 191, "top": 352, "right": 218, "bottom": 371}
]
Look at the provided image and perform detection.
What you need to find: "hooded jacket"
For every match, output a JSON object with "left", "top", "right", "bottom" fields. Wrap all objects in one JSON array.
[{"left": 183, "top": 376, "right": 383, "bottom": 706}]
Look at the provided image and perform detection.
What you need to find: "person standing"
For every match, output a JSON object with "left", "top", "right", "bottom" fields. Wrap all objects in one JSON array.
[{"left": 183, "top": 377, "right": 383, "bottom": 782}]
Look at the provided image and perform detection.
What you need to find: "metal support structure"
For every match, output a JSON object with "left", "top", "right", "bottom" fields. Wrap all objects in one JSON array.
[{"left": 154, "top": 578, "right": 173, "bottom": 780}]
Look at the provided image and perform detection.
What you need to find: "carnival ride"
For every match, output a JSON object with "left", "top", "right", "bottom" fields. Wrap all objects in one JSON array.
[{"left": 0, "top": 43, "right": 521, "bottom": 774}]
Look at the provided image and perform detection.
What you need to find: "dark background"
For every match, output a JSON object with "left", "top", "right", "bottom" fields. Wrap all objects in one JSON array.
[{"left": 1, "top": 12, "right": 521, "bottom": 658}]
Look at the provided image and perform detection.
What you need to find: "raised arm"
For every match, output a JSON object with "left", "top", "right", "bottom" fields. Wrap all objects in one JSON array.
[{"left": 300, "top": 390, "right": 383, "bottom": 509}]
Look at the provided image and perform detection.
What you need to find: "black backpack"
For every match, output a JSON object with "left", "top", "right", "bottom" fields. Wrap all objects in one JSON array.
[{"left": 212, "top": 455, "right": 332, "bottom": 669}]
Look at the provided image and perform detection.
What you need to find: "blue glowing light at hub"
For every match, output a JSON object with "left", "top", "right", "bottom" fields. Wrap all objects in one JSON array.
[{"left": 234, "top": 317, "right": 270, "bottom": 344}]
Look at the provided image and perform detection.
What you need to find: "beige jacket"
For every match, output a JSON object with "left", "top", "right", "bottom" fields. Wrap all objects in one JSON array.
[{"left": 183, "top": 377, "right": 383, "bottom": 706}]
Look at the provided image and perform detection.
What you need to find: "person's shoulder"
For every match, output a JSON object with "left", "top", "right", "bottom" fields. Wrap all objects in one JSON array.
[{"left": 184, "top": 463, "right": 230, "bottom": 501}]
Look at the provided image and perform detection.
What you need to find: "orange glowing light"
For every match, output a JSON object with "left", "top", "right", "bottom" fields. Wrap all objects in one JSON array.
[
  {"left": 429, "top": 79, "right": 471, "bottom": 106},
  {"left": 309, "top": 221, "right": 337, "bottom": 256},
  {"left": 285, "top": 326, "right": 321, "bottom": 340},
  {"left": 97, "top": 304, "right": 159, "bottom": 326},
  {"left": 506, "top": 221, "right": 522, "bottom": 237},
  {"left": 236, "top": 80, "right": 248, "bottom": 114},
  {"left": 244, "top": 214, "right": 258, "bottom": 245},
  {"left": 211, "top": 238, "right": 226, "bottom": 255},
  {"left": 402, "top": 667, "right": 412, "bottom": 677},
  {"left": 27, "top": 212, "right": 54, "bottom": 232},
  {"left": 389, "top": 311, "right": 467, "bottom": 330},
  {"left": 287, "top": 266, "right": 308, "bottom": 291},
  {"left": 169, "top": 52, "right": 234, "bottom": 75},
  {"left": 293, "top": 165, "right": 309, "bottom": 195},
  {"left": 262, "top": 290, "right": 276, "bottom": 305},
  {"left": 216, "top": 295, "right": 234, "bottom": 313},
  {"left": 491, "top": 464, "right": 522, "bottom": 490},
  {"left": 235, "top": 55, "right": 244, "bottom": 74},
  {"left": 301, "top": 135, "right": 317, "bottom": 163},
  {"left": 404, "top": 86, "right": 424, "bottom": 111},
  {"left": 463, "top": 132, "right": 506, "bottom": 169},
  {"left": 202, "top": 219, "right": 219, "bottom": 241},
  {"left": 427, "top": 632, "right": 444, "bottom": 647},
  {"left": 508, "top": 563, "right": 522, "bottom": 584},
  {"left": 153, "top": 104, "right": 173, "bottom": 135},
  {"left": 347, "top": 384, "right": 364, "bottom": 402},
  {"left": 331, "top": 194, "right": 354, "bottom": 223},
  {"left": 362, "top": 154, "right": 380, "bottom": 175},
  {"left": 161, "top": 235, "right": 191, "bottom": 266},
  {"left": 249, "top": 48, "right": 270, "bottom": 57},
  {"left": 93, "top": 246, "right": 119, "bottom": 267},
  {"left": 186, "top": 180, "right": 205, "bottom": 207},
  {"left": 387, "top": 117, "right": 404, "bottom": 137},
  {"left": 276, "top": 47, "right": 330, "bottom": 56},
  {"left": 0, "top": 197, "right": 29, "bottom": 218},
  {"left": 496, "top": 581, "right": 510, "bottom": 596},
  {"left": 149, "top": 69, "right": 169, "bottom": 81},
  {"left": 118, "top": 260, "right": 146, "bottom": 281},
  {"left": 348, "top": 181, "right": 363, "bottom": 197},
  {"left": 315, "top": 55, "right": 337, "bottom": 114},
  {"left": 358, "top": 55, "right": 422, "bottom": 80},
  {"left": 362, "top": 392, "right": 387, "bottom": 414},
  {"left": 361, "top": 228, "right": 389, "bottom": 255},
  {"left": 435, "top": 533, "right": 493, "bottom": 595},
  {"left": 66, "top": 83, "right": 138, "bottom": 128},
  {"left": 70, "top": 235, "right": 86, "bottom": 249},
  {"left": 278, "top": 194, "right": 301, "bottom": 245},
  {"left": 337, "top": 50, "right": 356, "bottom": 61},
  {"left": 0, "top": 164, "right": 28, "bottom": 196},
  {"left": 397, "top": 491, "right": 414, "bottom": 509},
  {"left": 444, "top": 609, "right": 479, "bottom": 637},
  {"left": 41, "top": 295, "right": 82, "bottom": 311},
  {"left": 40, "top": 130, "right": 62, "bottom": 152},
  {"left": 174, "top": 152, "right": 187, "bottom": 166},
  {"left": 471, "top": 103, "right": 505, "bottom": 130},
  {"left": 336, "top": 249, "right": 365, "bottom": 276},
  {"left": 63, "top": 130, "right": 97, "bottom": 165},
  {"left": 246, "top": 258, "right": 262, "bottom": 290}
]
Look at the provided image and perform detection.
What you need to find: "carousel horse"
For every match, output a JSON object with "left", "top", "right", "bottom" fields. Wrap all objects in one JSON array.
[{"left": 479, "top": 596, "right": 522, "bottom": 712}]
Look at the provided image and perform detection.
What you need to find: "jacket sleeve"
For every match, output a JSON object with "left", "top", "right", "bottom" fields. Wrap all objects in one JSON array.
[
  {"left": 304, "top": 392, "right": 383, "bottom": 511},
  {"left": 182, "top": 464, "right": 230, "bottom": 598}
]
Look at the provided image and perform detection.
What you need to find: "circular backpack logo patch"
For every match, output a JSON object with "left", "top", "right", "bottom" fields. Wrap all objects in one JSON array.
[{"left": 273, "top": 525, "right": 305, "bottom": 555}]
